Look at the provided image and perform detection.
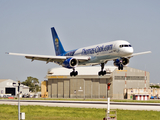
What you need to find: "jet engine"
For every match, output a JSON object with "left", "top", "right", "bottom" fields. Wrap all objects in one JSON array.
[
  {"left": 113, "top": 58, "right": 129, "bottom": 70},
  {"left": 62, "top": 58, "right": 78, "bottom": 68}
]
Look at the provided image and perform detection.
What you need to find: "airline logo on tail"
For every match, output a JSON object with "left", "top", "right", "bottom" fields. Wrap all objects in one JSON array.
[{"left": 55, "top": 38, "right": 59, "bottom": 51}]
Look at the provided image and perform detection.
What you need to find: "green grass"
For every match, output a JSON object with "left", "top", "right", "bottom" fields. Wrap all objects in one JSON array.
[{"left": 0, "top": 104, "right": 159, "bottom": 120}]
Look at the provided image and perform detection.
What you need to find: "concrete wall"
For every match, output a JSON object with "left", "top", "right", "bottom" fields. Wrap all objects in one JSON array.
[{"left": 48, "top": 77, "right": 111, "bottom": 99}]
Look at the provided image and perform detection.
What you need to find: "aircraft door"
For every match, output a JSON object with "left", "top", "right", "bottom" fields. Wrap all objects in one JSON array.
[{"left": 114, "top": 43, "right": 120, "bottom": 53}]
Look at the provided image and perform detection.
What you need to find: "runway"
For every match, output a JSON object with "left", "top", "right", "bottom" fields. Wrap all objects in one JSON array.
[{"left": 0, "top": 100, "right": 160, "bottom": 111}]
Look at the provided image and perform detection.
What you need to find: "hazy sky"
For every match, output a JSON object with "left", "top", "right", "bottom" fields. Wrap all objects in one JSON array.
[{"left": 0, "top": 1, "right": 159, "bottom": 83}]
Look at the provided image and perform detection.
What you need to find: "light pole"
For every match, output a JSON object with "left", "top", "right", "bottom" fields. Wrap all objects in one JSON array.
[{"left": 13, "top": 81, "right": 21, "bottom": 120}]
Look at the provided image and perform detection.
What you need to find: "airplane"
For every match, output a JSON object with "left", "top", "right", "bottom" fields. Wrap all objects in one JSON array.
[{"left": 7, "top": 27, "right": 151, "bottom": 76}]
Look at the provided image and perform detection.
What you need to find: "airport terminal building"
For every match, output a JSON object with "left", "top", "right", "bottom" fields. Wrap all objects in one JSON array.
[{"left": 45, "top": 66, "right": 150, "bottom": 99}]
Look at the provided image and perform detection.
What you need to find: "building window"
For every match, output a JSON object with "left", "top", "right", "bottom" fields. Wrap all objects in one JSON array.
[
  {"left": 115, "top": 76, "right": 146, "bottom": 80},
  {"left": 114, "top": 76, "right": 125, "bottom": 80}
]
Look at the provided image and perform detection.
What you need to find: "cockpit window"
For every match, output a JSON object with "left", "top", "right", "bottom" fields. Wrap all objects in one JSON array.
[{"left": 119, "top": 44, "right": 132, "bottom": 48}]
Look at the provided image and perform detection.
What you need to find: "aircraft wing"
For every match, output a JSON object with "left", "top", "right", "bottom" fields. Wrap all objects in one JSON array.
[
  {"left": 6, "top": 52, "right": 90, "bottom": 64},
  {"left": 125, "top": 51, "right": 151, "bottom": 58}
]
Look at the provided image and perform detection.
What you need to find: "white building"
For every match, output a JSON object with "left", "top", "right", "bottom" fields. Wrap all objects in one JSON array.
[{"left": 0, "top": 79, "right": 29, "bottom": 96}]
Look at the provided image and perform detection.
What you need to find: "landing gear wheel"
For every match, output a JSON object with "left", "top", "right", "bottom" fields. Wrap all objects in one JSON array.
[
  {"left": 118, "top": 64, "right": 123, "bottom": 70},
  {"left": 75, "top": 71, "right": 78, "bottom": 76},
  {"left": 118, "top": 66, "right": 120, "bottom": 70},
  {"left": 70, "top": 69, "right": 78, "bottom": 77},
  {"left": 121, "top": 66, "right": 123, "bottom": 70},
  {"left": 98, "top": 71, "right": 102, "bottom": 76},
  {"left": 98, "top": 70, "right": 106, "bottom": 76},
  {"left": 73, "top": 71, "right": 78, "bottom": 76}
]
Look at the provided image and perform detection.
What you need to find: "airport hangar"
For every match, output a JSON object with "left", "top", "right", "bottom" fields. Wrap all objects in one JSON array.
[{"left": 45, "top": 66, "right": 150, "bottom": 99}]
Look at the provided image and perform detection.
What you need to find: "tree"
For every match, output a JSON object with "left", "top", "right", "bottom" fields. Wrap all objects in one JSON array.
[
  {"left": 150, "top": 85, "right": 160, "bottom": 88},
  {"left": 22, "top": 76, "right": 40, "bottom": 92}
]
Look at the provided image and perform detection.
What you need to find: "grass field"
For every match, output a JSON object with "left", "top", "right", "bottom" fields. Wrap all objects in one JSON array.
[{"left": 0, "top": 104, "right": 160, "bottom": 120}]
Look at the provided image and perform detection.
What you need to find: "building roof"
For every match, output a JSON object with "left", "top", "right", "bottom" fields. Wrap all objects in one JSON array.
[
  {"left": 0, "top": 79, "right": 13, "bottom": 83},
  {"left": 0, "top": 79, "right": 29, "bottom": 88},
  {"left": 48, "top": 66, "right": 117, "bottom": 76}
]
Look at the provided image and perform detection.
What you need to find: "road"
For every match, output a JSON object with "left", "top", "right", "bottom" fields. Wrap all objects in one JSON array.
[{"left": 0, "top": 100, "right": 160, "bottom": 111}]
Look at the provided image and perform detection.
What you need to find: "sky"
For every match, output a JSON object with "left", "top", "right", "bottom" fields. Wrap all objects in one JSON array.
[{"left": 0, "top": 0, "right": 160, "bottom": 83}]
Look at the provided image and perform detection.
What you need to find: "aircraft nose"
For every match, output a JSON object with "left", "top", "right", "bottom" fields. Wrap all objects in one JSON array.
[
  {"left": 126, "top": 47, "right": 133, "bottom": 54},
  {"left": 121, "top": 47, "right": 133, "bottom": 55}
]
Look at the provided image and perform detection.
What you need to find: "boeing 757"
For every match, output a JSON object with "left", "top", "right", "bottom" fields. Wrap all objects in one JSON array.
[{"left": 7, "top": 27, "right": 151, "bottom": 76}]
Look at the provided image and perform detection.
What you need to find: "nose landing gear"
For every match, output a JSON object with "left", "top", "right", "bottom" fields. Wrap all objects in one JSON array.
[{"left": 118, "top": 61, "right": 123, "bottom": 70}]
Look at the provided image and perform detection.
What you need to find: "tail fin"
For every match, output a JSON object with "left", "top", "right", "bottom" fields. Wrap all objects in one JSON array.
[{"left": 51, "top": 27, "right": 66, "bottom": 56}]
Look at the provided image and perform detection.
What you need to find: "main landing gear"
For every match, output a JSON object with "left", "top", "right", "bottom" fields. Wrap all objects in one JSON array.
[
  {"left": 98, "top": 63, "right": 106, "bottom": 76},
  {"left": 70, "top": 68, "right": 78, "bottom": 76}
]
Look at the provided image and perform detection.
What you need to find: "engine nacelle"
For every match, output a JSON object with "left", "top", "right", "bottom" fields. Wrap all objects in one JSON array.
[
  {"left": 113, "top": 58, "right": 129, "bottom": 67},
  {"left": 62, "top": 58, "right": 78, "bottom": 69}
]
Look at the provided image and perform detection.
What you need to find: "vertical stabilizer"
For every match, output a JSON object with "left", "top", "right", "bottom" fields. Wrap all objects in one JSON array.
[{"left": 51, "top": 27, "right": 66, "bottom": 56}]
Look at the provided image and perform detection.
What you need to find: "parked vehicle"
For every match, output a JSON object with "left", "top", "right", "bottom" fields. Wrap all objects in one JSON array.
[{"left": 154, "top": 96, "right": 158, "bottom": 99}]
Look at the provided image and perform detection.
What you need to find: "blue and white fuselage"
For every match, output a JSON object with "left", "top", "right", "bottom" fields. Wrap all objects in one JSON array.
[
  {"left": 7, "top": 27, "right": 151, "bottom": 76},
  {"left": 71, "top": 40, "right": 133, "bottom": 66}
]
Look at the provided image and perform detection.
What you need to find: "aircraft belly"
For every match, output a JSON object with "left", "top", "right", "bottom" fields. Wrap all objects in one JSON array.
[{"left": 78, "top": 54, "right": 119, "bottom": 66}]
